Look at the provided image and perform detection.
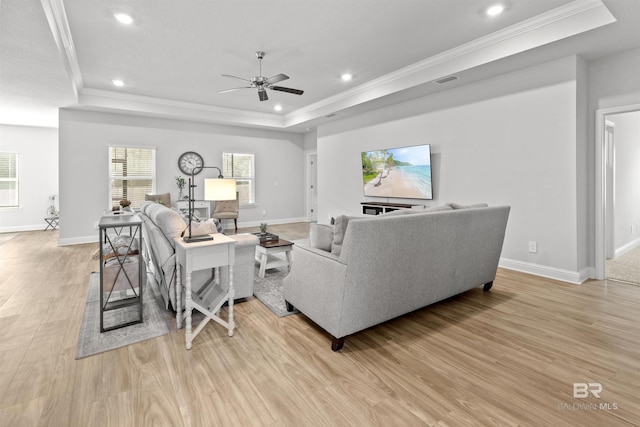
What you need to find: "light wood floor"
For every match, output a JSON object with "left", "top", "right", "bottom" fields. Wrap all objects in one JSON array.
[{"left": 1, "top": 228, "right": 639, "bottom": 426}]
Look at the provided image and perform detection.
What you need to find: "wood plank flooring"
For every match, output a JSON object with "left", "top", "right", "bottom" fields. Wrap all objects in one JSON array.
[{"left": 0, "top": 227, "right": 639, "bottom": 426}]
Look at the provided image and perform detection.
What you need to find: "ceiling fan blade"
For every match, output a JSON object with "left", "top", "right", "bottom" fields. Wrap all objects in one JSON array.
[
  {"left": 270, "top": 86, "right": 304, "bottom": 95},
  {"left": 265, "top": 73, "right": 289, "bottom": 85},
  {"left": 258, "top": 89, "right": 268, "bottom": 101},
  {"left": 219, "top": 86, "right": 252, "bottom": 93},
  {"left": 222, "top": 74, "right": 251, "bottom": 83}
]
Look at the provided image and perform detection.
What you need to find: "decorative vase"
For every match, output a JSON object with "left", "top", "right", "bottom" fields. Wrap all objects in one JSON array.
[{"left": 178, "top": 189, "right": 183, "bottom": 201}]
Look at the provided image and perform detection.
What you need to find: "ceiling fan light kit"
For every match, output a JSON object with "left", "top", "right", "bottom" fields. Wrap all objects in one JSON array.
[{"left": 220, "top": 51, "right": 304, "bottom": 102}]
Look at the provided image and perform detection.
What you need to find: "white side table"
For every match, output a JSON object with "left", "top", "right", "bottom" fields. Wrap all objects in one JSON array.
[
  {"left": 174, "top": 234, "right": 236, "bottom": 350},
  {"left": 174, "top": 200, "right": 211, "bottom": 219}
]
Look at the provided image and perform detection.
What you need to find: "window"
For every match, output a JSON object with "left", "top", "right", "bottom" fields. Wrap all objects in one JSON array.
[
  {"left": 109, "top": 147, "right": 156, "bottom": 208},
  {"left": 222, "top": 152, "right": 255, "bottom": 206},
  {"left": 0, "top": 152, "right": 19, "bottom": 208}
]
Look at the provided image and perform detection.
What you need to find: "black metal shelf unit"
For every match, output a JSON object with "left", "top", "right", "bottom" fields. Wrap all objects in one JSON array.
[{"left": 99, "top": 214, "right": 145, "bottom": 332}]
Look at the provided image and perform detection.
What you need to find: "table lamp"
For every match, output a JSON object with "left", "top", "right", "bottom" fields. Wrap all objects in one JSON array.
[{"left": 184, "top": 166, "right": 237, "bottom": 243}]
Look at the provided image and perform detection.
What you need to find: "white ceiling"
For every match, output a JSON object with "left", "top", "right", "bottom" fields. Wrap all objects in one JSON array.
[{"left": 1, "top": 0, "right": 639, "bottom": 131}]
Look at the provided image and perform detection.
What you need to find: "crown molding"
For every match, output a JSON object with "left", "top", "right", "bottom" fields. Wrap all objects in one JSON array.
[
  {"left": 284, "top": 0, "right": 615, "bottom": 127},
  {"left": 40, "top": 0, "right": 83, "bottom": 97},
  {"left": 79, "top": 88, "right": 287, "bottom": 128},
  {"left": 41, "top": 0, "right": 615, "bottom": 130}
]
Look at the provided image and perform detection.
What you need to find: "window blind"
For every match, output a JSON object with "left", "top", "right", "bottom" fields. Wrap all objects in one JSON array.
[
  {"left": 109, "top": 147, "right": 155, "bottom": 208},
  {"left": 222, "top": 152, "right": 255, "bottom": 205},
  {"left": 0, "top": 152, "right": 19, "bottom": 208}
]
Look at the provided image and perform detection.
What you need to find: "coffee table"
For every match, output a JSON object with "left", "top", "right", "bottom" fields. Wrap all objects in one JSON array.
[{"left": 255, "top": 239, "right": 294, "bottom": 278}]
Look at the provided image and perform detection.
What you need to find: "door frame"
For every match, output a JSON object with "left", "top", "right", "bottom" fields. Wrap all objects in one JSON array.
[
  {"left": 594, "top": 103, "right": 640, "bottom": 280},
  {"left": 305, "top": 151, "right": 318, "bottom": 222}
]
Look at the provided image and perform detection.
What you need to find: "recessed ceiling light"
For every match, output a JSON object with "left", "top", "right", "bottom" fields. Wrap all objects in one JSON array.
[
  {"left": 486, "top": 4, "right": 505, "bottom": 16},
  {"left": 341, "top": 73, "right": 353, "bottom": 82},
  {"left": 114, "top": 13, "right": 134, "bottom": 24},
  {"left": 112, "top": 79, "right": 125, "bottom": 87},
  {"left": 274, "top": 105, "right": 283, "bottom": 112}
]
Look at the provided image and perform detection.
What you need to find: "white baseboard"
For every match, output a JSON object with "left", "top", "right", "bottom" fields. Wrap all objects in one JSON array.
[
  {"left": 59, "top": 235, "right": 98, "bottom": 246},
  {"left": 0, "top": 223, "right": 48, "bottom": 233},
  {"left": 499, "top": 258, "right": 591, "bottom": 285},
  {"left": 614, "top": 237, "right": 640, "bottom": 259}
]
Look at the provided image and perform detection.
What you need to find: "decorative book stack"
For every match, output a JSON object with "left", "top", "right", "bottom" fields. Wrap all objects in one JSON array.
[{"left": 253, "top": 232, "right": 279, "bottom": 243}]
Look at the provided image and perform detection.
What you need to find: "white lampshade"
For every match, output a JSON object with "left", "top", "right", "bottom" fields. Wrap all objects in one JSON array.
[{"left": 204, "top": 178, "right": 236, "bottom": 201}]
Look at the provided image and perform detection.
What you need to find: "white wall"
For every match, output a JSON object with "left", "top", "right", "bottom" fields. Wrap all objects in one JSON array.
[
  {"left": 0, "top": 124, "right": 59, "bottom": 232},
  {"left": 610, "top": 111, "right": 640, "bottom": 253},
  {"left": 317, "top": 56, "right": 584, "bottom": 282},
  {"left": 58, "top": 109, "right": 305, "bottom": 245}
]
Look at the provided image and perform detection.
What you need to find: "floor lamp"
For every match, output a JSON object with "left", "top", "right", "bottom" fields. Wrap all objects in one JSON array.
[{"left": 184, "top": 166, "right": 237, "bottom": 243}]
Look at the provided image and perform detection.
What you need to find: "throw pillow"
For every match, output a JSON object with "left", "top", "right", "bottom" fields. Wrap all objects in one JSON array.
[
  {"left": 145, "top": 192, "right": 171, "bottom": 208},
  {"left": 212, "top": 218, "right": 224, "bottom": 234},
  {"left": 309, "top": 223, "right": 334, "bottom": 252},
  {"left": 331, "top": 215, "right": 360, "bottom": 256},
  {"left": 183, "top": 219, "right": 217, "bottom": 237}
]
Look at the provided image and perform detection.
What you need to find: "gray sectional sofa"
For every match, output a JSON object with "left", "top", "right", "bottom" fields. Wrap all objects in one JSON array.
[
  {"left": 283, "top": 204, "right": 510, "bottom": 350},
  {"left": 138, "top": 201, "right": 258, "bottom": 310}
]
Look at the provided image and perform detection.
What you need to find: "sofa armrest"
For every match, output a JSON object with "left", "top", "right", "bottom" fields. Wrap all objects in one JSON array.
[
  {"left": 230, "top": 233, "right": 259, "bottom": 248},
  {"left": 283, "top": 245, "right": 347, "bottom": 338}
]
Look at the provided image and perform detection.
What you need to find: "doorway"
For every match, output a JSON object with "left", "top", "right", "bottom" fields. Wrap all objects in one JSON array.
[{"left": 595, "top": 104, "right": 640, "bottom": 282}]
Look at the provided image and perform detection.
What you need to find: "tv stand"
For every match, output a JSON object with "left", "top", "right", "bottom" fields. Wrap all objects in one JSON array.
[{"left": 361, "top": 201, "right": 423, "bottom": 216}]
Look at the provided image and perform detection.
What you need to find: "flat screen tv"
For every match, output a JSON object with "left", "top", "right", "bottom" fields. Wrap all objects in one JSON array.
[{"left": 361, "top": 144, "right": 433, "bottom": 200}]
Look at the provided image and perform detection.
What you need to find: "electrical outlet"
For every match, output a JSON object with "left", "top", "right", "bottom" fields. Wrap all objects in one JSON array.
[
  {"left": 528, "top": 241, "right": 537, "bottom": 253},
  {"left": 93, "top": 221, "right": 99, "bottom": 229}
]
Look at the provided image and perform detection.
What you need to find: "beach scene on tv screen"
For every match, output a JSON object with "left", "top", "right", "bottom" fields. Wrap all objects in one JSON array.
[{"left": 362, "top": 145, "right": 432, "bottom": 199}]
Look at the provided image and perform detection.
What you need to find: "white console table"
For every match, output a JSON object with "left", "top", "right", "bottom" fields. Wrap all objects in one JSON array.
[
  {"left": 174, "top": 234, "right": 236, "bottom": 350},
  {"left": 174, "top": 200, "right": 211, "bottom": 219}
]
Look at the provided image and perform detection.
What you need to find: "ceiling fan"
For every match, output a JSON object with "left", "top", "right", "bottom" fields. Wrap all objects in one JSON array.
[{"left": 219, "top": 51, "right": 304, "bottom": 102}]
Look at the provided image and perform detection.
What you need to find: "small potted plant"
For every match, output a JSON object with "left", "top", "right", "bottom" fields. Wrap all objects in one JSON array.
[
  {"left": 119, "top": 199, "right": 132, "bottom": 211},
  {"left": 259, "top": 223, "right": 268, "bottom": 234},
  {"left": 175, "top": 176, "right": 186, "bottom": 200}
]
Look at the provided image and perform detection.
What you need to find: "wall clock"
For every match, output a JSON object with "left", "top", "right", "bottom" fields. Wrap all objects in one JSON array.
[{"left": 178, "top": 151, "right": 204, "bottom": 175}]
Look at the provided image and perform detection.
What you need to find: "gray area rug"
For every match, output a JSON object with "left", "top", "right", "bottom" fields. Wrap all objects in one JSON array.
[
  {"left": 75, "top": 272, "right": 170, "bottom": 359},
  {"left": 253, "top": 266, "right": 299, "bottom": 318},
  {"left": 606, "top": 245, "right": 640, "bottom": 286}
]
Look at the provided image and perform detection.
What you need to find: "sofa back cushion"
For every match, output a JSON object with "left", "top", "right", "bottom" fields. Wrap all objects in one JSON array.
[{"left": 143, "top": 202, "right": 187, "bottom": 248}]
